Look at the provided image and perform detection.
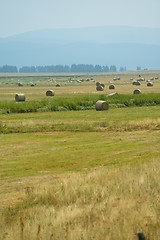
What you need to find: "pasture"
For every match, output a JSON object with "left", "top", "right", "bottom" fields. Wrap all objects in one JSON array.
[{"left": 0, "top": 71, "right": 160, "bottom": 239}]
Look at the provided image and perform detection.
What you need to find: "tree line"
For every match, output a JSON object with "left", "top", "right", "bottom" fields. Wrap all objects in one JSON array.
[{"left": 0, "top": 64, "right": 126, "bottom": 73}]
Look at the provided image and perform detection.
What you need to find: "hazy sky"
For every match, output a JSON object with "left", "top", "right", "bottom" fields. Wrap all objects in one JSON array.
[{"left": 0, "top": 0, "right": 160, "bottom": 37}]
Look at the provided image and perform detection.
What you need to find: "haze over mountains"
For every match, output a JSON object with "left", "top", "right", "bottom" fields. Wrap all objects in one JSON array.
[{"left": 0, "top": 26, "right": 160, "bottom": 70}]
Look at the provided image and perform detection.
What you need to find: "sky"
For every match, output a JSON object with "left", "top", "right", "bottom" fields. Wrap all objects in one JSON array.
[{"left": 0, "top": 0, "right": 160, "bottom": 37}]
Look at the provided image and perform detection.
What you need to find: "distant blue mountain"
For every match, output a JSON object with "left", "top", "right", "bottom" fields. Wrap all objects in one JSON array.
[{"left": 0, "top": 26, "right": 160, "bottom": 69}]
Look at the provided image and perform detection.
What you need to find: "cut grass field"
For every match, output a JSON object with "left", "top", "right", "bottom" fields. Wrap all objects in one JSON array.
[
  {"left": 0, "top": 128, "right": 159, "bottom": 179},
  {"left": 0, "top": 72, "right": 160, "bottom": 239},
  {"left": 0, "top": 105, "right": 160, "bottom": 239}
]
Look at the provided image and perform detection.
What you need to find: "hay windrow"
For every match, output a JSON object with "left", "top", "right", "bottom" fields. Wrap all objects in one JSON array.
[{"left": 0, "top": 117, "right": 160, "bottom": 134}]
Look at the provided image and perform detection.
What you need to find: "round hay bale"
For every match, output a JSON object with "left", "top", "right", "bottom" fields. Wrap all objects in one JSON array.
[
  {"left": 133, "top": 89, "right": 141, "bottom": 94},
  {"left": 147, "top": 82, "right": 153, "bottom": 87},
  {"left": 96, "top": 81, "right": 101, "bottom": 86},
  {"left": 109, "top": 84, "right": 115, "bottom": 89},
  {"left": 55, "top": 84, "right": 60, "bottom": 87},
  {"left": 95, "top": 100, "right": 109, "bottom": 111},
  {"left": 132, "top": 81, "right": 141, "bottom": 86},
  {"left": 113, "top": 77, "right": 120, "bottom": 81},
  {"left": 15, "top": 93, "right": 25, "bottom": 102},
  {"left": 18, "top": 82, "right": 23, "bottom": 86},
  {"left": 137, "top": 77, "right": 145, "bottom": 81},
  {"left": 108, "top": 92, "right": 118, "bottom": 96},
  {"left": 101, "top": 83, "right": 105, "bottom": 88},
  {"left": 96, "top": 85, "right": 104, "bottom": 91},
  {"left": 46, "top": 90, "right": 55, "bottom": 96}
]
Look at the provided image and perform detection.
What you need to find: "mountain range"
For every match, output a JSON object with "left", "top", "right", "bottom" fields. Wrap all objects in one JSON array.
[{"left": 0, "top": 26, "right": 160, "bottom": 69}]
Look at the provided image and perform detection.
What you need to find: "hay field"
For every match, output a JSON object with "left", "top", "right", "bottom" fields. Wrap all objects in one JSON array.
[
  {"left": 0, "top": 72, "right": 160, "bottom": 239},
  {"left": 0, "top": 107, "right": 160, "bottom": 239},
  {"left": 0, "top": 71, "right": 160, "bottom": 101}
]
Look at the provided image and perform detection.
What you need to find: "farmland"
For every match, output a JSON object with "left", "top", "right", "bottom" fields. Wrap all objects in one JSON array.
[
  {"left": 0, "top": 72, "right": 160, "bottom": 100},
  {"left": 0, "top": 71, "right": 160, "bottom": 239}
]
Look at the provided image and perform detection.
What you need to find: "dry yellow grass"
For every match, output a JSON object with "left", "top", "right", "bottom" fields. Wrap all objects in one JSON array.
[{"left": 1, "top": 159, "right": 160, "bottom": 240}]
